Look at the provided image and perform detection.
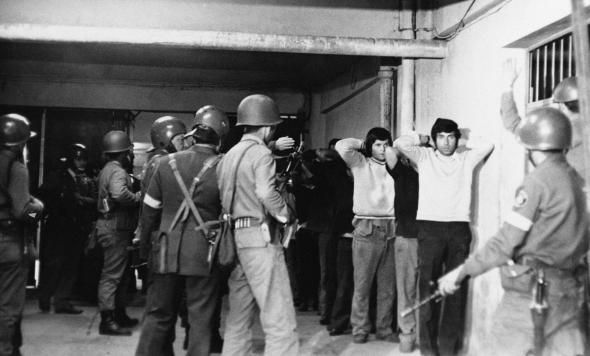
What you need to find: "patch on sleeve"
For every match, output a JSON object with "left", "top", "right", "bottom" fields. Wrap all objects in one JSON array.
[{"left": 514, "top": 189, "right": 528, "bottom": 208}]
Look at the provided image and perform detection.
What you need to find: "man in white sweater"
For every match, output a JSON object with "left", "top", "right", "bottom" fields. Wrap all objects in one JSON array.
[
  {"left": 335, "top": 127, "right": 397, "bottom": 344},
  {"left": 394, "top": 118, "right": 494, "bottom": 356}
]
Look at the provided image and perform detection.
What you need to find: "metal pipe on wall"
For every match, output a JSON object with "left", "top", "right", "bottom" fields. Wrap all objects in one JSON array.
[
  {"left": 0, "top": 24, "right": 448, "bottom": 59},
  {"left": 398, "top": 59, "right": 416, "bottom": 135},
  {"left": 378, "top": 67, "right": 395, "bottom": 130}
]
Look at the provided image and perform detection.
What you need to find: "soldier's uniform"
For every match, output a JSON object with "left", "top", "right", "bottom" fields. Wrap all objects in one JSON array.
[
  {"left": 38, "top": 150, "right": 97, "bottom": 313},
  {"left": 0, "top": 114, "right": 43, "bottom": 356},
  {"left": 439, "top": 108, "right": 588, "bottom": 356},
  {"left": 219, "top": 94, "right": 298, "bottom": 356},
  {"left": 136, "top": 144, "right": 222, "bottom": 356},
  {"left": 96, "top": 156, "right": 140, "bottom": 330}
]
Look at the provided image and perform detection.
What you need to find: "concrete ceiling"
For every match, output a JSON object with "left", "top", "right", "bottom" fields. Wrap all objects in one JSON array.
[{"left": 0, "top": 40, "right": 397, "bottom": 91}]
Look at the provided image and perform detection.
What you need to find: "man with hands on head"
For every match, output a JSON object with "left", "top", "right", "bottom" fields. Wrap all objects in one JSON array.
[
  {"left": 335, "top": 127, "right": 398, "bottom": 345},
  {"left": 394, "top": 118, "right": 494, "bottom": 356},
  {"left": 438, "top": 108, "right": 587, "bottom": 356}
]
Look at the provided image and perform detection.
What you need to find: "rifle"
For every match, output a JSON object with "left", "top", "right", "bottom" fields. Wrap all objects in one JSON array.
[
  {"left": 276, "top": 137, "right": 304, "bottom": 247},
  {"left": 401, "top": 290, "right": 443, "bottom": 318}
]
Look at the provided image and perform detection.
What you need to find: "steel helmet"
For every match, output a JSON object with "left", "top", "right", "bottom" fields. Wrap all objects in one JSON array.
[
  {"left": 102, "top": 130, "right": 133, "bottom": 153},
  {"left": 0, "top": 113, "right": 36, "bottom": 146},
  {"left": 236, "top": 94, "right": 282, "bottom": 127},
  {"left": 553, "top": 77, "right": 578, "bottom": 103},
  {"left": 150, "top": 116, "right": 186, "bottom": 150},
  {"left": 185, "top": 105, "right": 230, "bottom": 141},
  {"left": 69, "top": 143, "right": 88, "bottom": 160},
  {"left": 517, "top": 107, "right": 572, "bottom": 150}
]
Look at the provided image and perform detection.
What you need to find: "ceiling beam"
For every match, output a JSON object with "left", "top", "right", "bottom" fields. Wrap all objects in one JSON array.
[{"left": 0, "top": 23, "right": 447, "bottom": 59}]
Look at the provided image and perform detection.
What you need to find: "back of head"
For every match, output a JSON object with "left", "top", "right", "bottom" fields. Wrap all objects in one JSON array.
[
  {"left": 150, "top": 116, "right": 186, "bottom": 150},
  {"left": 102, "top": 130, "right": 132, "bottom": 154},
  {"left": 186, "top": 105, "right": 230, "bottom": 146},
  {"left": 0, "top": 113, "right": 36, "bottom": 147},
  {"left": 69, "top": 143, "right": 88, "bottom": 160},
  {"left": 364, "top": 127, "right": 392, "bottom": 157},
  {"left": 553, "top": 77, "right": 578, "bottom": 104},
  {"left": 517, "top": 107, "right": 571, "bottom": 151},
  {"left": 236, "top": 94, "right": 282, "bottom": 127},
  {"left": 430, "top": 118, "right": 461, "bottom": 141}
]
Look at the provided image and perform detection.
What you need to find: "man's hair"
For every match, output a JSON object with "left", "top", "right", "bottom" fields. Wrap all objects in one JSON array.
[
  {"left": 192, "top": 125, "right": 220, "bottom": 146},
  {"left": 363, "top": 127, "right": 392, "bottom": 157},
  {"left": 564, "top": 101, "right": 579, "bottom": 114},
  {"left": 431, "top": 118, "right": 461, "bottom": 141},
  {"left": 328, "top": 138, "right": 341, "bottom": 149}
]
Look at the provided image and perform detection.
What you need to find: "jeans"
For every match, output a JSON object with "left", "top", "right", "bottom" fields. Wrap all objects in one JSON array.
[
  {"left": 417, "top": 221, "right": 471, "bottom": 356},
  {"left": 329, "top": 237, "right": 354, "bottom": 332},
  {"left": 222, "top": 243, "right": 298, "bottom": 356},
  {"left": 350, "top": 218, "right": 396, "bottom": 337},
  {"left": 395, "top": 236, "right": 418, "bottom": 342}
]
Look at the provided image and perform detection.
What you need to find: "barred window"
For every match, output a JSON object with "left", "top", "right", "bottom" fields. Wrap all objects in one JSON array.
[{"left": 528, "top": 33, "right": 575, "bottom": 103}]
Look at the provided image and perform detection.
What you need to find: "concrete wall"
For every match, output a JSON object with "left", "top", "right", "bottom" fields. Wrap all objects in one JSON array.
[
  {"left": 310, "top": 58, "right": 384, "bottom": 148},
  {"left": 0, "top": 0, "right": 398, "bottom": 38},
  {"left": 0, "top": 77, "right": 304, "bottom": 113},
  {"left": 420, "top": 1, "right": 587, "bottom": 354}
]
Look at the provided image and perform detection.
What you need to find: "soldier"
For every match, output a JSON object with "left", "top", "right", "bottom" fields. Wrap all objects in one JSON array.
[
  {"left": 438, "top": 108, "right": 588, "bottom": 356},
  {"left": 137, "top": 116, "right": 186, "bottom": 282},
  {"left": 501, "top": 60, "right": 583, "bottom": 175},
  {"left": 141, "top": 116, "right": 187, "bottom": 197},
  {"left": 219, "top": 94, "right": 298, "bottom": 356},
  {"left": 96, "top": 130, "right": 141, "bottom": 336},
  {"left": 38, "top": 143, "right": 97, "bottom": 314},
  {"left": 135, "top": 106, "right": 229, "bottom": 355},
  {"left": 0, "top": 114, "right": 44, "bottom": 355}
]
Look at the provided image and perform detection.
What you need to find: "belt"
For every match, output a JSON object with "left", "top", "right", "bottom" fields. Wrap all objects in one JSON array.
[
  {"left": 234, "top": 217, "right": 260, "bottom": 229},
  {"left": 518, "top": 257, "right": 578, "bottom": 280}
]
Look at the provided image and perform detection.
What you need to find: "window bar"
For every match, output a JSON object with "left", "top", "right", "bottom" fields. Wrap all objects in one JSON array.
[
  {"left": 560, "top": 38, "right": 564, "bottom": 83},
  {"left": 528, "top": 51, "right": 536, "bottom": 103},
  {"left": 543, "top": 44, "right": 548, "bottom": 99},
  {"left": 569, "top": 35, "right": 573, "bottom": 77},
  {"left": 551, "top": 41, "right": 556, "bottom": 91},
  {"left": 535, "top": 48, "right": 540, "bottom": 102}
]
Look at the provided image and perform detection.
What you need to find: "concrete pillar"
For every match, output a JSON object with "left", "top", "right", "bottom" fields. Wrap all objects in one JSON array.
[
  {"left": 397, "top": 59, "right": 415, "bottom": 135},
  {"left": 378, "top": 66, "right": 395, "bottom": 131}
]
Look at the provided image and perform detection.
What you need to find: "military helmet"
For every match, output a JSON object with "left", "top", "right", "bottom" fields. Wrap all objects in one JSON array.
[
  {"left": 69, "top": 143, "right": 88, "bottom": 160},
  {"left": 0, "top": 113, "right": 37, "bottom": 146},
  {"left": 185, "top": 105, "right": 230, "bottom": 141},
  {"left": 150, "top": 116, "right": 186, "bottom": 150},
  {"left": 553, "top": 77, "right": 578, "bottom": 103},
  {"left": 517, "top": 107, "right": 572, "bottom": 150},
  {"left": 236, "top": 94, "right": 282, "bottom": 127},
  {"left": 102, "top": 130, "right": 133, "bottom": 153}
]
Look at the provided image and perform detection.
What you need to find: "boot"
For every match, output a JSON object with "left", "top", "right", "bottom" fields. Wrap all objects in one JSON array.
[
  {"left": 99, "top": 311, "right": 132, "bottom": 336},
  {"left": 114, "top": 308, "right": 139, "bottom": 328}
]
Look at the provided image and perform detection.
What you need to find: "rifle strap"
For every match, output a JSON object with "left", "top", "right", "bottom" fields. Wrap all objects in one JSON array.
[{"left": 167, "top": 154, "right": 222, "bottom": 233}]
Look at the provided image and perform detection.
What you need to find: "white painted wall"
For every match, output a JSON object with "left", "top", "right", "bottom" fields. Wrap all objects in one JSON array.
[
  {"left": 420, "top": 1, "right": 586, "bottom": 354},
  {"left": 310, "top": 58, "right": 384, "bottom": 148}
]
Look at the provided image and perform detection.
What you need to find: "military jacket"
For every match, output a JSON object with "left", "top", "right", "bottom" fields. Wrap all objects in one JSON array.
[
  {"left": 463, "top": 155, "right": 589, "bottom": 277},
  {"left": 97, "top": 160, "right": 140, "bottom": 231},
  {"left": 0, "top": 150, "right": 43, "bottom": 223},
  {"left": 140, "top": 145, "right": 221, "bottom": 276}
]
